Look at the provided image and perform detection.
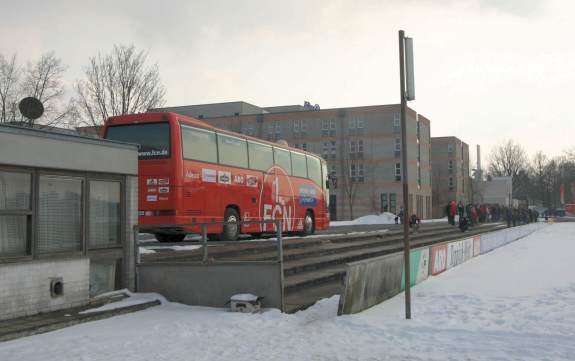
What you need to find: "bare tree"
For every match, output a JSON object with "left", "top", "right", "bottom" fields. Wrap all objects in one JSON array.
[
  {"left": 21, "top": 52, "right": 69, "bottom": 127},
  {"left": 0, "top": 53, "right": 21, "bottom": 123},
  {"left": 488, "top": 140, "right": 529, "bottom": 198},
  {"left": 75, "top": 44, "right": 166, "bottom": 127}
]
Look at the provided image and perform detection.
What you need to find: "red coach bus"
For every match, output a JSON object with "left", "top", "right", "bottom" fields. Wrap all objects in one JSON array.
[{"left": 103, "top": 112, "right": 330, "bottom": 242}]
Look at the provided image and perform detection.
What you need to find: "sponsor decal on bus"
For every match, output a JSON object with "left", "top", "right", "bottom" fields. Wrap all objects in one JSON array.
[
  {"left": 146, "top": 195, "right": 157, "bottom": 202},
  {"left": 298, "top": 185, "right": 317, "bottom": 206},
  {"left": 158, "top": 178, "right": 169, "bottom": 185},
  {"left": 218, "top": 171, "right": 231, "bottom": 184},
  {"left": 202, "top": 168, "right": 217, "bottom": 183},
  {"left": 158, "top": 187, "right": 169, "bottom": 193},
  {"left": 185, "top": 169, "right": 200, "bottom": 180},
  {"left": 233, "top": 174, "right": 245, "bottom": 185},
  {"left": 261, "top": 166, "right": 295, "bottom": 232},
  {"left": 159, "top": 196, "right": 168, "bottom": 201},
  {"left": 246, "top": 175, "right": 258, "bottom": 187},
  {"left": 147, "top": 188, "right": 157, "bottom": 193},
  {"left": 146, "top": 178, "right": 158, "bottom": 185}
]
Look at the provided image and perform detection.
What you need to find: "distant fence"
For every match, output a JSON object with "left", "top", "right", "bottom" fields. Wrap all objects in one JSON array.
[
  {"left": 338, "top": 222, "right": 548, "bottom": 315},
  {"left": 135, "top": 220, "right": 285, "bottom": 311}
]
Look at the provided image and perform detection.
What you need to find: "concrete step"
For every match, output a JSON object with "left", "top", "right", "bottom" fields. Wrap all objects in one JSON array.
[{"left": 283, "top": 280, "right": 343, "bottom": 314}]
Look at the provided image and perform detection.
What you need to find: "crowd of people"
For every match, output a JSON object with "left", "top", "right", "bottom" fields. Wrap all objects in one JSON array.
[
  {"left": 445, "top": 200, "right": 540, "bottom": 232},
  {"left": 393, "top": 201, "right": 541, "bottom": 233}
]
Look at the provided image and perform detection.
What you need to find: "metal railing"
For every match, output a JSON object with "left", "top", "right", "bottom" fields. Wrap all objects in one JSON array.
[{"left": 133, "top": 220, "right": 285, "bottom": 290}]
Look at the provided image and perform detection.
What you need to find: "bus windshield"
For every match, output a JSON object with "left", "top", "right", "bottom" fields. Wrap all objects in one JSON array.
[{"left": 106, "top": 122, "right": 170, "bottom": 159}]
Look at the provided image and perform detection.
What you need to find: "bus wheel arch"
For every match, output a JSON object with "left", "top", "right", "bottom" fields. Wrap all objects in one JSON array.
[
  {"left": 301, "top": 209, "right": 315, "bottom": 236},
  {"left": 221, "top": 205, "right": 241, "bottom": 241}
]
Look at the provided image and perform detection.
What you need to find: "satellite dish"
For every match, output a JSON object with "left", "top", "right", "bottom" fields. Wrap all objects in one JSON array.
[{"left": 19, "top": 97, "right": 44, "bottom": 120}]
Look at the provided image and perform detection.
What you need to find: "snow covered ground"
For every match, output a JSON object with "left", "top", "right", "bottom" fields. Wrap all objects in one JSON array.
[{"left": 1, "top": 223, "right": 574, "bottom": 360}]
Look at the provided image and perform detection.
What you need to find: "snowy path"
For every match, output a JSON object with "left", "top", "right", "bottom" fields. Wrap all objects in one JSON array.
[{"left": 1, "top": 223, "right": 574, "bottom": 360}]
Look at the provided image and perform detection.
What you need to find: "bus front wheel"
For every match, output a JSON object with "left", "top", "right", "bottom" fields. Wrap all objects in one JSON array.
[
  {"left": 301, "top": 211, "right": 315, "bottom": 236},
  {"left": 221, "top": 208, "right": 240, "bottom": 241}
]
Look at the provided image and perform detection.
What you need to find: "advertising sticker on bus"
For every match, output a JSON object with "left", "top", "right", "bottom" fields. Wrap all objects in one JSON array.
[{"left": 260, "top": 166, "right": 296, "bottom": 232}]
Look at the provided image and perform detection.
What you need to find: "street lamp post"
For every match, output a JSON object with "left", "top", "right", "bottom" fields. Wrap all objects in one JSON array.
[{"left": 398, "top": 30, "right": 415, "bottom": 319}]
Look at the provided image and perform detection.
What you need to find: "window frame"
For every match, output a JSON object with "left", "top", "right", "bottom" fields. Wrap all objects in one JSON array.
[
  {"left": 181, "top": 124, "right": 219, "bottom": 164},
  {"left": 217, "top": 133, "right": 249, "bottom": 169},
  {"left": 0, "top": 166, "right": 126, "bottom": 263},
  {"left": 0, "top": 167, "right": 34, "bottom": 259}
]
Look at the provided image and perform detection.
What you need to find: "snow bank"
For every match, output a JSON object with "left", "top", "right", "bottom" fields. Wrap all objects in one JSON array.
[
  {"left": 331, "top": 213, "right": 452, "bottom": 227},
  {"left": 330, "top": 212, "right": 397, "bottom": 226},
  {"left": 1, "top": 224, "right": 574, "bottom": 361}
]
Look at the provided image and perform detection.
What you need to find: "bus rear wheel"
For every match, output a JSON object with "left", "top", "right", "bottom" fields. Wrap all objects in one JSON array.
[
  {"left": 154, "top": 233, "right": 186, "bottom": 243},
  {"left": 221, "top": 208, "right": 240, "bottom": 242},
  {"left": 301, "top": 211, "right": 315, "bottom": 236}
]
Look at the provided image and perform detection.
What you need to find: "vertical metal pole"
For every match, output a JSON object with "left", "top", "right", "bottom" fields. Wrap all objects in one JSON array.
[
  {"left": 202, "top": 223, "right": 208, "bottom": 263},
  {"left": 399, "top": 29, "right": 412, "bottom": 319},
  {"left": 276, "top": 220, "right": 284, "bottom": 263},
  {"left": 133, "top": 225, "right": 140, "bottom": 292}
]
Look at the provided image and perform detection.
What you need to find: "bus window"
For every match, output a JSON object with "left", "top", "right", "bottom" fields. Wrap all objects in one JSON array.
[
  {"left": 181, "top": 125, "right": 218, "bottom": 163},
  {"left": 291, "top": 151, "right": 307, "bottom": 178},
  {"left": 307, "top": 155, "right": 322, "bottom": 187},
  {"left": 106, "top": 122, "right": 170, "bottom": 159},
  {"left": 218, "top": 134, "right": 248, "bottom": 168},
  {"left": 248, "top": 141, "right": 274, "bottom": 171},
  {"left": 273, "top": 147, "right": 292, "bottom": 175}
]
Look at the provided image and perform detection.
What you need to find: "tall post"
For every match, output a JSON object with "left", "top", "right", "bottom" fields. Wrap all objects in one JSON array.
[{"left": 399, "top": 30, "right": 412, "bottom": 319}]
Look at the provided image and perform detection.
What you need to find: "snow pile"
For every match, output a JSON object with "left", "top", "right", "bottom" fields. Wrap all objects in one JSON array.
[
  {"left": 1, "top": 224, "right": 574, "bottom": 360},
  {"left": 330, "top": 212, "right": 398, "bottom": 226}
]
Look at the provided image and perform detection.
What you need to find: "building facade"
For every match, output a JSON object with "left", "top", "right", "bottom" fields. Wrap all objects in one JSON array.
[
  {"left": 153, "top": 102, "right": 433, "bottom": 220},
  {"left": 0, "top": 125, "right": 138, "bottom": 320},
  {"left": 431, "top": 136, "right": 471, "bottom": 218}
]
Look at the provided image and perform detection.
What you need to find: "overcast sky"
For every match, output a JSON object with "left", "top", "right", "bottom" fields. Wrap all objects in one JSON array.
[{"left": 1, "top": 0, "right": 573, "bottom": 164}]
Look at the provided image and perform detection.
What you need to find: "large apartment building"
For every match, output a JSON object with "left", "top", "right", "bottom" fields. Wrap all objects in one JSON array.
[
  {"left": 152, "top": 101, "right": 433, "bottom": 221},
  {"left": 430, "top": 136, "right": 471, "bottom": 218}
]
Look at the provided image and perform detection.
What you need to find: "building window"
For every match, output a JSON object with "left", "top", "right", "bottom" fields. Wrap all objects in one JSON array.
[
  {"left": 38, "top": 175, "right": 83, "bottom": 254},
  {"left": 389, "top": 193, "right": 397, "bottom": 214},
  {"left": 395, "top": 138, "right": 401, "bottom": 157},
  {"left": 349, "top": 163, "right": 364, "bottom": 183},
  {"left": 395, "top": 163, "right": 401, "bottom": 181},
  {"left": 447, "top": 144, "right": 454, "bottom": 154},
  {"left": 380, "top": 193, "right": 388, "bottom": 213},
  {"left": 348, "top": 117, "right": 364, "bottom": 135},
  {"left": 240, "top": 123, "right": 254, "bottom": 136},
  {"left": 449, "top": 177, "right": 454, "bottom": 191},
  {"left": 322, "top": 141, "right": 336, "bottom": 160},
  {"left": 89, "top": 180, "right": 121, "bottom": 248},
  {"left": 448, "top": 159, "right": 454, "bottom": 173},
  {"left": 267, "top": 121, "right": 281, "bottom": 140},
  {"left": 349, "top": 139, "right": 364, "bottom": 159},
  {"left": 0, "top": 170, "right": 31, "bottom": 256},
  {"left": 293, "top": 120, "right": 306, "bottom": 138},
  {"left": 322, "top": 119, "right": 336, "bottom": 137},
  {"left": 393, "top": 113, "right": 400, "bottom": 133},
  {"left": 418, "top": 163, "right": 421, "bottom": 186}
]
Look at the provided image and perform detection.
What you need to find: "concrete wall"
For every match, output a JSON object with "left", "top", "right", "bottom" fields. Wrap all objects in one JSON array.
[
  {"left": 0, "top": 258, "right": 89, "bottom": 320},
  {"left": 137, "top": 262, "right": 284, "bottom": 310},
  {"left": 0, "top": 125, "right": 137, "bottom": 176},
  {"left": 337, "top": 252, "right": 403, "bottom": 315}
]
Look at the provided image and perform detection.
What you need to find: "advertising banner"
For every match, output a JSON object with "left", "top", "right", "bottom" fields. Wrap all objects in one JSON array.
[
  {"left": 400, "top": 247, "right": 430, "bottom": 291},
  {"left": 446, "top": 238, "right": 473, "bottom": 269},
  {"left": 430, "top": 244, "right": 448, "bottom": 275},
  {"left": 473, "top": 235, "right": 481, "bottom": 257}
]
